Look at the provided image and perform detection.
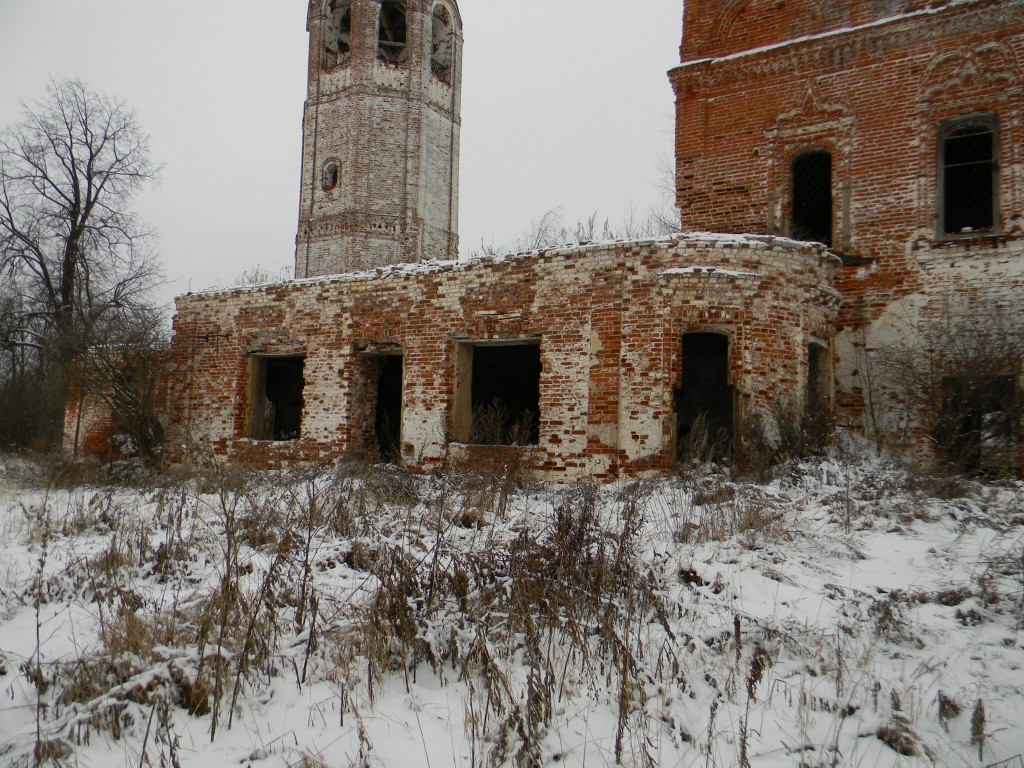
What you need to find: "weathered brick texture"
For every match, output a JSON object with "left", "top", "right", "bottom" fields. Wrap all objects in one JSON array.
[
  {"left": 672, "top": 0, "right": 1024, "bottom": 447},
  {"left": 167, "top": 236, "right": 838, "bottom": 479},
  {"left": 295, "top": 0, "right": 462, "bottom": 277}
]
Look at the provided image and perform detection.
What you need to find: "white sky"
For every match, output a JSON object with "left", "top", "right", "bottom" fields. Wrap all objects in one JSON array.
[{"left": 0, "top": 0, "right": 683, "bottom": 307}]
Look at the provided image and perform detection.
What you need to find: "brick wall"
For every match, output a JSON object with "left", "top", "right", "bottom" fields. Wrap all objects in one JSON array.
[
  {"left": 168, "top": 235, "right": 839, "bottom": 480},
  {"left": 295, "top": 0, "right": 462, "bottom": 278},
  {"left": 672, "top": 0, "right": 1024, "bottom": 452}
]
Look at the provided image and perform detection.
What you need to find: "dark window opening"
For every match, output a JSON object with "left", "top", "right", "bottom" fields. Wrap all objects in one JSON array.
[
  {"left": 940, "top": 117, "right": 998, "bottom": 236},
  {"left": 248, "top": 356, "right": 305, "bottom": 441},
  {"left": 378, "top": 0, "right": 407, "bottom": 64},
  {"left": 374, "top": 356, "right": 404, "bottom": 462},
  {"left": 431, "top": 5, "right": 453, "bottom": 84},
  {"left": 327, "top": 0, "right": 352, "bottom": 64},
  {"left": 804, "top": 342, "right": 832, "bottom": 446},
  {"left": 323, "top": 162, "right": 338, "bottom": 190},
  {"left": 939, "top": 375, "right": 1018, "bottom": 475},
  {"left": 807, "top": 343, "right": 829, "bottom": 417},
  {"left": 676, "top": 333, "right": 734, "bottom": 461},
  {"left": 453, "top": 341, "right": 541, "bottom": 446},
  {"left": 791, "top": 150, "right": 833, "bottom": 247}
]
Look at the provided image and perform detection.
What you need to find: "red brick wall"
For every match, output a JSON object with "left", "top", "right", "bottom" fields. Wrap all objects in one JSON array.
[
  {"left": 672, "top": 0, "right": 1024, "bottom": 449},
  {"left": 168, "top": 236, "right": 838, "bottom": 479}
]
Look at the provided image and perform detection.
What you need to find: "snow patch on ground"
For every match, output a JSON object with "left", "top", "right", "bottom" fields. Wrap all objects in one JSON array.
[{"left": 0, "top": 441, "right": 1022, "bottom": 767}]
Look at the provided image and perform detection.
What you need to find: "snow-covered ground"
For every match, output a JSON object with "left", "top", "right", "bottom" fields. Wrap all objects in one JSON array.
[{"left": 0, "top": 438, "right": 1022, "bottom": 767}]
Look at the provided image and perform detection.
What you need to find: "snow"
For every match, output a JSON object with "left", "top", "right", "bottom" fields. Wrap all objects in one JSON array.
[
  {"left": 1, "top": 439, "right": 1022, "bottom": 767},
  {"left": 181, "top": 232, "right": 816, "bottom": 300},
  {"left": 661, "top": 266, "right": 762, "bottom": 278},
  {"left": 675, "top": 3, "right": 972, "bottom": 70}
]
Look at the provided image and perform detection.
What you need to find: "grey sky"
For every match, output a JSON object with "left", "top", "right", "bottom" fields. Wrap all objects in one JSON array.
[{"left": 0, "top": 0, "right": 683, "bottom": 307}]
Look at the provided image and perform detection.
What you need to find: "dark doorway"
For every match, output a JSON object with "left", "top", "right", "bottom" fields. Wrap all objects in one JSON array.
[
  {"left": 807, "top": 343, "right": 829, "bottom": 418},
  {"left": 791, "top": 150, "right": 833, "bottom": 246},
  {"left": 939, "top": 375, "right": 1017, "bottom": 475},
  {"left": 676, "top": 333, "right": 733, "bottom": 460},
  {"left": 374, "top": 355, "right": 404, "bottom": 462},
  {"left": 249, "top": 356, "right": 305, "bottom": 441}
]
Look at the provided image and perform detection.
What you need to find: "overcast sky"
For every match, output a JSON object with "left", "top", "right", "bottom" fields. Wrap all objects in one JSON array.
[{"left": 0, "top": 0, "right": 683, "bottom": 307}]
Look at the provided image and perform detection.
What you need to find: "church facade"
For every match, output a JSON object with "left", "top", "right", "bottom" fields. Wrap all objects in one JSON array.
[
  {"left": 672, "top": 0, "right": 1024, "bottom": 466},
  {"left": 65, "top": 0, "right": 1024, "bottom": 478}
]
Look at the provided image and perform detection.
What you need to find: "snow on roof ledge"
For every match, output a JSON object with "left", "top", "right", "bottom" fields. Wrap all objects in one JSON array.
[
  {"left": 178, "top": 231, "right": 826, "bottom": 301},
  {"left": 662, "top": 266, "right": 763, "bottom": 279}
]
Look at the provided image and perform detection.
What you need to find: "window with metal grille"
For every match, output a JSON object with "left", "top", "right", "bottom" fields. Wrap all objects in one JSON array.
[
  {"left": 791, "top": 150, "right": 833, "bottom": 247},
  {"left": 939, "top": 116, "right": 999, "bottom": 237}
]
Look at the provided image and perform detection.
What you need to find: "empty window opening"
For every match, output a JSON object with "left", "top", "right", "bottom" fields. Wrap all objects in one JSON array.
[
  {"left": 791, "top": 150, "right": 833, "bottom": 246},
  {"left": 675, "top": 333, "right": 734, "bottom": 461},
  {"left": 247, "top": 356, "right": 305, "bottom": 441},
  {"left": 939, "top": 375, "right": 1018, "bottom": 475},
  {"left": 453, "top": 341, "right": 541, "bottom": 446},
  {"left": 805, "top": 341, "right": 832, "bottom": 440},
  {"left": 431, "top": 5, "right": 453, "bottom": 83},
  {"left": 323, "top": 162, "right": 338, "bottom": 190},
  {"left": 373, "top": 356, "right": 404, "bottom": 462},
  {"left": 940, "top": 116, "right": 998, "bottom": 236},
  {"left": 378, "top": 0, "right": 407, "bottom": 64},
  {"left": 326, "top": 0, "right": 352, "bottom": 66},
  {"left": 807, "top": 343, "right": 829, "bottom": 416}
]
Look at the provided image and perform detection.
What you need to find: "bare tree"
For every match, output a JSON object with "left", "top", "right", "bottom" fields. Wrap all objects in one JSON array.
[
  {"left": 71, "top": 308, "right": 169, "bottom": 462},
  {"left": 0, "top": 78, "right": 161, "bottom": 445},
  {"left": 469, "top": 152, "right": 682, "bottom": 259}
]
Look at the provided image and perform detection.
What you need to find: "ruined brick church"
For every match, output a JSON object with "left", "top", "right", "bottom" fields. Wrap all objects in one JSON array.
[{"left": 66, "top": 0, "right": 1024, "bottom": 479}]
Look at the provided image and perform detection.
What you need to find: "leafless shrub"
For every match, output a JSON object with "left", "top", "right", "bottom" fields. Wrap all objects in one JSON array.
[
  {"left": 676, "top": 411, "right": 732, "bottom": 469},
  {"left": 469, "top": 398, "right": 536, "bottom": 447},
  {"left": 971, "top": 698, "right": 986, "bottom": 760},
  {"left": 450, "top": 444, "right": 533, "bottom": 521},
  {"left": 872, "top": 301, "right": 1024, "bottom": 478},
  {"left": 735, "top": 397, "right": 835, "bottom": 480}
]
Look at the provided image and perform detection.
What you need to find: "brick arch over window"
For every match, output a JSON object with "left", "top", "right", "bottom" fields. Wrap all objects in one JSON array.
[
  {"left": 913, "top": 44, "right": 1023, "bottom": 241},
  {"left": 431, "top": 4, "right": 454, "bottom": 84},
  {"left": 765, "top": 84, "right": 854, "bottom": 249},
  {"left": 919, "top": 45, "right": 1019, "bottom": 105}
]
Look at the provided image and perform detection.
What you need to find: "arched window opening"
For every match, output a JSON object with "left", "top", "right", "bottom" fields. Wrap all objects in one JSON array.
[
  {"left": 675, "top": 332, "right": 734, "bottom": 462},
  {"left": 378, "top": 0, "right": 407, "bottom": 64},
  {"left": 431, "top": 5, "right": 454, "bottom": 84},
  {"left": 326, "top": 0, "right": 352, "bottom": 66},
  {"left": 791, "top": 150, "right": 833, "bottom": 247},
  {"left": 322, "top": 162, "right": 339, "bottom": 190},
  {"left": 939, "top": 116, "right": 998, "bottom": 236}
]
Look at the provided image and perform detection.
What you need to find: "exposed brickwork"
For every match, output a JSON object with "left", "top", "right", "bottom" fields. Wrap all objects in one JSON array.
[
  {"left": 295, "top": 0, "right": 462, "bottom": 277},
  {"left": 167, "top": 236, "right": 839, "bottom": 480},
  {"left": 63, "top": 388, "right": 113, "bottom": 459},
  {"left": 71, "top": 0, "right": 1022, "bottom": 474},
  {"left": 672, "top": 0, "right": 1024, "bottom": 448}
]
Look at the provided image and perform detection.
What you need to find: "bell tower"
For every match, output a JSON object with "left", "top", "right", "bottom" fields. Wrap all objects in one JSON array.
[{"left": 295, "top": 0, "right": 463, "bottom": 278}]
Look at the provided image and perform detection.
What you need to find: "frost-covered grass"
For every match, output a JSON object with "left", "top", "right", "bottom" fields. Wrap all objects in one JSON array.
[{"left": 0, "top": 438, "right": 1022, "bottom": 768}]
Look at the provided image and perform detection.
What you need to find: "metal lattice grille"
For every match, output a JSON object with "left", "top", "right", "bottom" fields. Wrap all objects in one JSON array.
[{"left": 942, "top": 119, "right": 996, "bottom": 235}]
